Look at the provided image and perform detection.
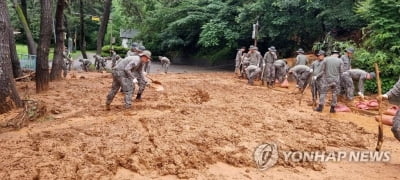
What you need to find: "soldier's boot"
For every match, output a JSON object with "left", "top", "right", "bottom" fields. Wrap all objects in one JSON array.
[
  {"left": 136, "top": 93, "right": 142, "bottom": 100},
  {"left": 124, "top": 104, "right": 131, "bottom": 109},
  {"left": 330, "top": 106, "right": 336, "bottom": 113},
  {"left": 315, "top": 104, "right": 323, "bottom": 112}
]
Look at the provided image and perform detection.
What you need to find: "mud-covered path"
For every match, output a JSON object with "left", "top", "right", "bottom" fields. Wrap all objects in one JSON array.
[{"left": 0, "top": 72, "right": 399, "bottom": 179}]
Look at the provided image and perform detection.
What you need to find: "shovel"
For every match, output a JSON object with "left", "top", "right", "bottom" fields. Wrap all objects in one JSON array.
[{"left": 146, "top": 75, "right": 164, "bottom": 91}]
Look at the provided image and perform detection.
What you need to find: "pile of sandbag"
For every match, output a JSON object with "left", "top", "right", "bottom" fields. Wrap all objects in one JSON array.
[
  {"left": 335, "top": 104, "right": 351, "bottom": 112},
  {"left": 375, "top": 106, "right": 399, "bottom": 126},
  {"left": 355, "top": 99, "right": 379, "bottom": 110}
]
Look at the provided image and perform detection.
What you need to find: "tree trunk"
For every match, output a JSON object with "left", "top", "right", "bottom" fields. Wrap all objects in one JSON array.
[
  {"left": 96, "top": 0, "right": 112, "bottom": 55},
  {"left": 50, "top": 0, "right": 65, "bottom": 81},
  {"left": 9, "top": 26, "right": 22, "bottom": 78},
  {"left": 21, "top": 0, "right": 29, "bottom": 24},
  {"left": 36, "top": 0, "right": 53, "bottom": 93},
  {"left": 12, "top": 0, "right": 36, "bottom": 55},
  {"left": 79, "top": 0, "right": 87, "bottom": 59},
  {"left": 0, "top": 0, "right": 23, "bottom": 114}
]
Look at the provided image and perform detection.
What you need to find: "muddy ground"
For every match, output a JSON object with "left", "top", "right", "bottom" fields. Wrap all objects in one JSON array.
[{"left": 0, "top": 69, "right": 399, "bottom": 179}]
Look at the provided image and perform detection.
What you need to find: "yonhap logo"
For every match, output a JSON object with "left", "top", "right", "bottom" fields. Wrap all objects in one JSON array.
[{"left": 254, "top": 143, "right": 279, "bottom": 170}]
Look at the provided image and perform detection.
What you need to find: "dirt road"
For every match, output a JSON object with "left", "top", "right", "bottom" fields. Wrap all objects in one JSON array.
[{"left": 0, "top": 71, "right": 399, "bottom": 179}]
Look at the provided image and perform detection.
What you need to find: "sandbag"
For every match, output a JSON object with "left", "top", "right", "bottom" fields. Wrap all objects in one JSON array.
[
  {"left": 355, "top": 101, "right": 369, "bottom": 110},
  {"left": 335, "top": 104, "right": 351, "bottom": 112},
  {"left": 280, "top": 79, "right": 289, "bottom": 88},
  {"left": 275, "top": 79, "right": 280, "bottom": 84},
  {"left": 383, "top": 106, "right": 399, "bottom": 116},
  {"left": 367, "top": 99, "right": 379, "bottom": 107},
  {"left": 375, "top": 115, "right": 395, "bottom": 126}
]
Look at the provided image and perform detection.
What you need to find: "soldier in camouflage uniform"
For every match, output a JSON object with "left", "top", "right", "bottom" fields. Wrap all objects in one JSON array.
[
  {"left": 289, "top": 65, "right": 312, "bottom": 91},
  {"left": 313, "top": 50, "right": 344, "bottom": 113},
  {"left": 295, "top": 48, "right": 308, "bottom": 65},
  {"left": 240, "top": 53, "right": 249, "bottom": 78},
  {"left": 106, "top": 50, "right": 152, "bottom": 110},
  {"left": 273, "top": 59, "right": 288, "bottom": 83},
  {"left": 110, "top": 49, "right": 121, "bottom": 68},
  {"left": 235, "top": 47, "right": 246, "bottom": 75},
  {"left": 310, "top": 50, "right": 326, "bottom": 105},
  {"left": 93, "top": 54, "right": 106, "bottom": 72},
  {"left": 262, "top": 46, "right": 277, "bottom": 87},
  {"left": 158, "top": 56, "right": 171, "bottom": 73},
  {"left": 79, "top": 59, "right": 91, "bottom": 72},
  {"left": 246, "top": 65, "right": 262, "bottom": 85},
  {"left": 341, "top": 48, "right": 354, "bottom": 71},
  {"left": 62, "top": 47, "right": 73, "bottom": 77},
  {"left": 380, "top": 77, "right": 400, "bottom": 141},
  {"left": 341, "top": 69, "right": 375, "bottom": 100}
]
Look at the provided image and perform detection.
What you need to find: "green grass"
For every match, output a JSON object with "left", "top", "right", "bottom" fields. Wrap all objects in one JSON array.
[{"left": 16, "top": 44, "right": 96, "bottom": 61}]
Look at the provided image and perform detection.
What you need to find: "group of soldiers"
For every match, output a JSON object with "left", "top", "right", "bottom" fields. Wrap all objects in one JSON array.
[
  {"left": 235, "top": 45, "right": 400, "bottom": 141},
  {"left": 234, "top": 46, "right": 377, "bottom": 113}
]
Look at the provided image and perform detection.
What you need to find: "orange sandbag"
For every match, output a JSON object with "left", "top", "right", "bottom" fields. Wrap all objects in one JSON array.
[
  {"left": 383, "top": 106, "right": 399, "bottom": 116},
  {"left": 367, "top": 99, "right": 379, "bottom": 107},
  {"left": 335, "top": 104, "right": 351, "bottom": 112},
  {"left": 355, "top": 101, "right": 369, "bottom": 110},
  {"left": 375, "top": 115, "right": 395, "bottom": 126},
  {"left": 280, "top": 79, "right": 289, "bottom": 88}
]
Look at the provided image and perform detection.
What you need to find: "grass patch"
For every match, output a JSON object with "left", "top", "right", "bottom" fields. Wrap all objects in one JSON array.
[{"left": 16, "top": 44, "right": 96, "bottom": 61}]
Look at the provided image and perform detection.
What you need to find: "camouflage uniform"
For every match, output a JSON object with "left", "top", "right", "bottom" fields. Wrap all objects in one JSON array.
[
  {"left": 94, "top": 55, "right": 106, "bottom": 72},
  {"left": 290, "top": 65, "right": 311, "bottom": 90},
  {"left": 159, "top": 56, "right": 171, "bottom": 73},
  {"left": 246, "top": 65, "right": 262, "bottom": 85},
  {"left": 310, "top": 58, "right": 325, "bottom": 103},
  {"left": 79, "top": 59, "right": 91, "bottom": 72},
  {"left": 262, "top": 51, "right": 277, "bottom": 85},
  {"left": 241, "top": 55, "right": 250, "bottom": 78},
  {"left": 62, "top": 50, "right": 72, "bottom": 77},
  {"left": 384, "top": 78, "right": 400, "bottom": 141},
  {"left": 341, "top": 69, "right": 370, "bottom": 100},
  {"left": 315, "top": 55, "right": 344, "bottom": 108},
  {"left": 126, "top": 50, "right": 138, "bottom": 57},
  {"left": 273, "top": 59, "right": 288, "bottom": 83},
  {"left": 296, "top": 54, "right": 308, "bottom": 65},
  {"left": 341, "top": 54, "right": 352, "bottom": 71},
  {"left": 111, "top": 51, "right": 120, "bottom": 68},
  {"left": 247, "top": 50, "right": 262, "bottom": 67},
  {"left": 235, "top": 49, "right": 243, "bottom": 69},
  {"left": 106, "top": 56, "right": 145, "bottom": 108}
]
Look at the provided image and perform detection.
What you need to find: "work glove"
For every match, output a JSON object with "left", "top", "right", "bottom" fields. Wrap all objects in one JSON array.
[
  {"left": 143, "top": 72, "right": 147, "bottom": 76},
  {"left": 358, "top": 92, "right": 364, "bottom": 99},
  {"left": 378, "top": 94, "right": 389, "bottom": 101},
  {"left": 312, "top": 76, "right": 317, "bottom": 80},
  {"left": 132, "top": 78, "right": 138, "bottom": 84},
  {"left": 309, "top": 69, "right": 313, "bottom": 73}
]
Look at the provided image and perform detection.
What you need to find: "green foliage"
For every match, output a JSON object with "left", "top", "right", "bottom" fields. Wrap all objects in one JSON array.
[
  {"left": 101, "top": 45, "right": 129, "bottom": 57},
  {"left": 354, "top": 0, "right": 400, "bottom": 93}
]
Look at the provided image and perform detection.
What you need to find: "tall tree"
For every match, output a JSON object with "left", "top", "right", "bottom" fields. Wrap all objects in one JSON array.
[
  {"left": 0, "top": 0, "right": 22, "bottom": 114},
  {"left": 11, "top": 0, "right": 37, "bottom": 55},
  {"left": 96, "top": 0, "right": 112, "bottom": 55},
  {"left": 50, "top": 0, "right": 66, "bottom": 81},
  {"left": 79, "top": 0, "right": 87, "bottom": 58},
  {"left": 36, "top": 0, "right": 53, "bottom": 93},
  {"left": 9, "top": 26, "right": 22, "bottom": 78}
]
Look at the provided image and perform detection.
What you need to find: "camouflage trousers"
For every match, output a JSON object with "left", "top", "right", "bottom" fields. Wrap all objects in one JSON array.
[
  {"left": 319, "top": 77, "right": 340, "bottom": 106},
  {"left": 133, "top": 72, "right": 147, "bottom": 95},
  {"left": 311, "top": 78, "right": 323, "bottom": 102},
  {"left": 392, "top": 111, "right": 400, "bottom": 141},
  {"left": 106, "top": 70, "right": 134, "bottom": 107},
  {"left": 246, "top": 65, "right": 262, "bottom": 83},
  {"left": 262, "top": 63, "right": 275, "bottom": 84},
  {"left": 341, "top": 72, "right": 354, "bottom": 100},
  {"left": 293, "top": 71, "right": 311, "bottom": 90},
  {"left": 162, "top": 62, "right": 170, "bottom": 73},
  {"left": 274, "top": 65, "right": 286, "bottom": 83},
  {"left": 241, "top": 63, "right": 249, "bottom": 78}
]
